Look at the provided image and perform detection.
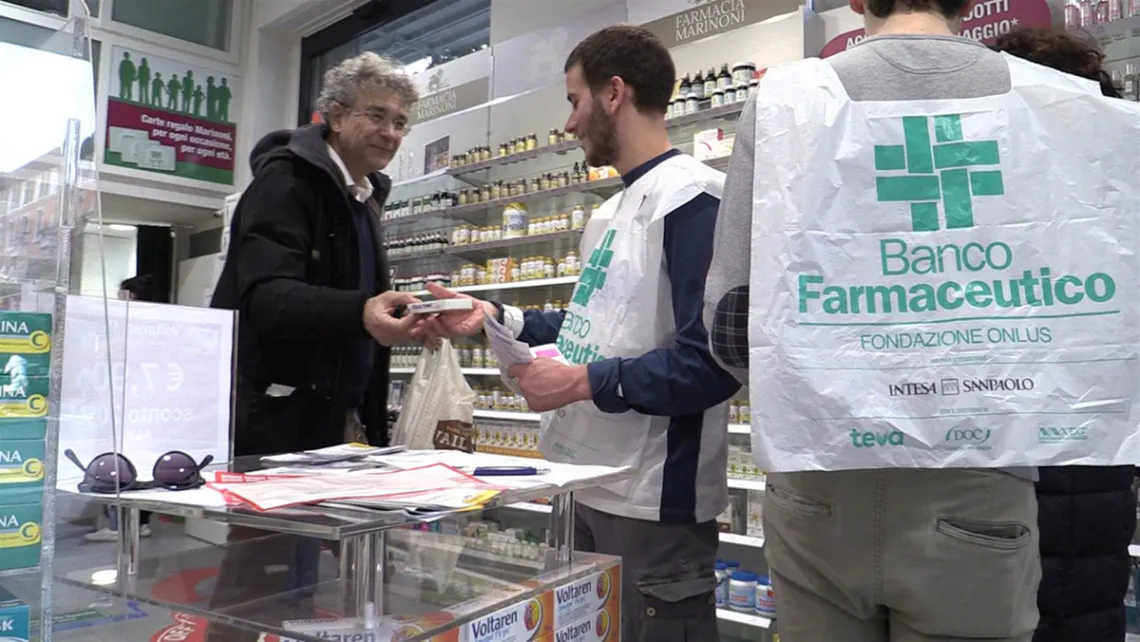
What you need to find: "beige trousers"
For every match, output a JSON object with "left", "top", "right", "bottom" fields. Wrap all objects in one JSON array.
[{"left": 764, "top": 468, "right": 1040, "bottom": 642}]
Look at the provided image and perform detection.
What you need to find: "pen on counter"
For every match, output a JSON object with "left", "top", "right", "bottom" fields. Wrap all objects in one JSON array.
[{"left": 471, "top": 466, "right": 550, "bottom": 477}]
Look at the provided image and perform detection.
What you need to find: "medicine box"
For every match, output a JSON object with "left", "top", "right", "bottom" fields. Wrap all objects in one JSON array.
[
  {"left": 0, "top": 439, "right": 45, "bottom": 504},
  {"left": 0, "top": 312, "right": 53, "bottom": 442},
  {"left": 0, "top": 582, "right": 30, "bottom": 642},
  {"left": 0, "top": 501, "right": 41, "bottom": 572}
]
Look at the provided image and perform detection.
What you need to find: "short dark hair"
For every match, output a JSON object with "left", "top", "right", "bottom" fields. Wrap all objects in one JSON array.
[
  {"left": 120, "top": 274, "right": 157, "bottom": 302},
  {"left": 993, "top": 28, "right": 1119, "bottom": 98},
  {"left": 563, "top": 25, "right": 675, "bottom": 114},
  {"left": 865, "top": 0, "right": 971, "bottom": 19}
]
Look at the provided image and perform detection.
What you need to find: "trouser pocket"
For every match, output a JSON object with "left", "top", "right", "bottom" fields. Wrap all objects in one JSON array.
[{"left": 638, "top": 591, "right": 719, "bottom": 642}]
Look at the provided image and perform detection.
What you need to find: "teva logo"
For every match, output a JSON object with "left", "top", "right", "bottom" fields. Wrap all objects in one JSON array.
[
  {"left": 1039, "top": 426, "right": 1089, "bottom": 444},
  {"left": 849, "top": 429, "right": 904, "bottom": 448},
  {"left": 875, "top": 114, "right": 1004, "bottom": 232},
  {"left": 572, "top": 229, "right": 616, "bottom": 307}
]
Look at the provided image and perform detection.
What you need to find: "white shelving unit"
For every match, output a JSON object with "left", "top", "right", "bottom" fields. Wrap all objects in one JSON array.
[
  {"left": 728, "top": 478, "right": 766, "bottom": 492},
  {"left": 719, "top": 533, "right": 765, "bottom": 549},
  {"left": 717, "top": 608, "right": 772, "bottom": 629},
  {"left": 408, "top": 275, "right": 578, "bottom": 297}
]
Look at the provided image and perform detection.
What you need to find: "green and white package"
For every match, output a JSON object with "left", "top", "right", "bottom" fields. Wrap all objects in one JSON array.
[
  {"left": 0, "top": 313, "right": 51, "bottom": 441},
  {"left": 747, "top": 56, "right": 1140, "bottom": 472}
]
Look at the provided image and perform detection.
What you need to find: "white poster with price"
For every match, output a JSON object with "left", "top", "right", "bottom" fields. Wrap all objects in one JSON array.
[{"left": 56, "top": 296, "right": 234, "bottom": 488}]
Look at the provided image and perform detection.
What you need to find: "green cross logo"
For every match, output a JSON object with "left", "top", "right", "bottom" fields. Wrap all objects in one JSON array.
[
  {"left": 875, "top": 114, "right": 1005, "bottom": 232},
  {"left": 572, "top": 229, "right": 616, "bottom": 307}
]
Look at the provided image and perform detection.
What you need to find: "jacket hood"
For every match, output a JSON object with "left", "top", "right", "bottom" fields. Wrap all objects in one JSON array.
[{"left": 249, "top": 129, "right": 292, "bottom": 173}]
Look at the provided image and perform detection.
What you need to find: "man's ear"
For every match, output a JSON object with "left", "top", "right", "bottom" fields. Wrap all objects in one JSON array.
[
  {"left": 849, "top": 0, "right": 866, "bottom": 16},
  {"left": 327, "top": 103, "right": 346, "bottom": 133}
]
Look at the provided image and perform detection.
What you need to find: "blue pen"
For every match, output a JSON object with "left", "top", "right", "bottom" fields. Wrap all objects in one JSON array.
[{"left": 472, "top": 466, "right": 549, "bottom": 476}]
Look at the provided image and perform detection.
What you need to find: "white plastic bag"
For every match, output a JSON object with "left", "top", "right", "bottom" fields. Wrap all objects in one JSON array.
[
  {"left": 747, "top": 55, "right": 1140, "bottom": 472},
  {"left": 391, "top": 340, "right": 476, "bottom": 452}
]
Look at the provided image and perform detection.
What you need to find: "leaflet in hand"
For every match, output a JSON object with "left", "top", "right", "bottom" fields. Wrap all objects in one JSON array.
[{"left": 483, "top": 307, "right": 533, "bottom": 394}]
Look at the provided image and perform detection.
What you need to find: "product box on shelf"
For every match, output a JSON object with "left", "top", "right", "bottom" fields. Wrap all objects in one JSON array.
[
  {"left": 0, "top": 500, "right": 41, "bottom": 571},
  {"left": 457, "top": 590, "right": 553, "bottom": 642},
  {"left": 0, "top": 583, "right": 30, "bottom": 642},
  {"left": 0, "top": 438, "right": 46, "bottom": 503},
  {"left": 550, "top": 565, "right": 620, "bottom": 630},
  {"left": 547, "top": 598, "right": 619, "bottom": 642},
  {"left": 747, "top": 490, "right": 765, "bottom": 539},
  {"left": 0, "top": 312, "right": 52, "bottom": 441}
]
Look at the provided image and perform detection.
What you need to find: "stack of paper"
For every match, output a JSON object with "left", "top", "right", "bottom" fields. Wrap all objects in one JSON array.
[{"left": 207, "top": 463, "right": 502, "bottom": 512}]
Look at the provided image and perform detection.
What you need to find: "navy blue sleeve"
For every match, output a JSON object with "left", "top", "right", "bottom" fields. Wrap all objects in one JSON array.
[
  {"left": 586, "top": 193, "right": 742, "bottom": 416},
  {"left": 520, "top": 309, "right": 566, "bottom": 346}
]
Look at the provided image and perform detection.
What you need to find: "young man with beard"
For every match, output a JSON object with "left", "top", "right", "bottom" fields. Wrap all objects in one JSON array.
[{"left": 423, "top": 25, "right": 740, "bottom": 642}]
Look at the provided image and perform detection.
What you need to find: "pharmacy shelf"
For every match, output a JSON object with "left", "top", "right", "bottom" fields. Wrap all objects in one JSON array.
[
  {"left": 728, "top": 424, "right": 749, "bottom": 435},
  {"left": 449, "top": 138, "right": 583, "bottom": 176},
  {"left": 717, "top": 608, "right": 772, "bottom": 629},
  {"left": 728, "top": 478, "right": 766, "bottom": 492},
  {"left": 408, "top": 275, "right": 578, "bottom": 296},
  {"left": 447, "top": 229, "right": 585, "bottom": 261},
  {"left": 475, "top": 410, "right": 542, "bottom": 422},
  {"left": 387, "top": 247, "right": 447, "bottom": 263},
  {"left": 505, "top": 501, "right": 553, "bottom": 514},
  {"left": 390, "top": 166, "right": 451, "bottom": 189},
  {"left": 387, "top": 177, "right": 623, "bottom": 226},
  {"left": 462, "top": 368, "right": 501, "bottom": 376},
  {"left": 719, "top": 533, "right": 765, "bottom": 549},
  {"left": 390, "top": 367, "right": 416, "bottom": 375},
  {"left": 441, "top": 101, "right": 746, "bottom": 179}
]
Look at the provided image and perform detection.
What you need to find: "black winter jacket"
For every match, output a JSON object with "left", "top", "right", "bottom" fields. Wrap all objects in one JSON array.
[
  {"left": 1034, "top": 465, "right": 1136, "bottom": 642},
  {"left": 211, "top": 125, "right": 393, "bottom": 457}
]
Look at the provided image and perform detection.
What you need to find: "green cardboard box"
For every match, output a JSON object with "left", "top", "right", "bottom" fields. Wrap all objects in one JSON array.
[
  {"left": 0, "top": 312, "right": 52, "bottom": 442},
  {"left": 0, "top": 501, "right": 41, "bottom": 572}
]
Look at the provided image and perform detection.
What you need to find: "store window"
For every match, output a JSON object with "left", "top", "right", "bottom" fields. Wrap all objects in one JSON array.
[
  {"left": 299, "top": 0, "right": 491, "bottom": 124},
  {"left": 111, "top": 0, "right": 231, "bottom": 51},
  {"left": 0, "top": 0, "right": 68, "bottom": 17}
]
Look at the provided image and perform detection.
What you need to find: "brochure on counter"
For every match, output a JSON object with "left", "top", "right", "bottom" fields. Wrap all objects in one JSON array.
[{"left": 73, "top": 446, "right": 628, "bottom": 515}]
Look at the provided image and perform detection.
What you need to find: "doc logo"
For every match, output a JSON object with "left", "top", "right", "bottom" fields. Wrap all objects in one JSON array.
[{"left": 943, "top": 427, "right": 992, "bottom": 450}]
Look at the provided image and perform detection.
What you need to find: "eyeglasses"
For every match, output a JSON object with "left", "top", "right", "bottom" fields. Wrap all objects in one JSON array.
[
  {"left": 338, "top": 102, "right": 411, "bottom": 135},
  {"left": 64, "top": 449, "right": 213, "bottom": 494}
]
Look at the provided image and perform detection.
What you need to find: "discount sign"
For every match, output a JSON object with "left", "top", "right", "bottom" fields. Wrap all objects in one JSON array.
[{"left": 820, "top": 0, "right": 1054, "bottom": 58}]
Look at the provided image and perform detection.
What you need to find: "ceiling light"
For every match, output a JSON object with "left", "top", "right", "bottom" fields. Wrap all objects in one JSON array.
[{"left": 107, "top": 224, "right": 136, "bottom": 232}]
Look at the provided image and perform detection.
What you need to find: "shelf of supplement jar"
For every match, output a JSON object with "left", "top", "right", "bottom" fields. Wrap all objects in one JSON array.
[
  {"left": 719, "top": 533, "right": 765, "bottom": 549},
  {"left": 666, "top": 100, "right": 746, "bottom": 129},
  {"left": 386, "top": 247, "right": 449, "bottom": 263},
  {"left": 728, "top": 424, "right": 750, "bottom": 435},
  {"left": 462, "top": 368, "right": 503, "bottom": 376},
  {"left": 410, "top": 177, "right": 624, "bottom": 222},
  {"left": 389, "top": 167, "right": 452, "bottom": 189},
  {"left": 448, "top": 139, "right": 584, "bottom": 176},
  {"left": 390, "top": 367, "right": 416, "bottom": 375},
  {"left": 717, "top": 608, "right": 772, "bottom": 629},
  {"left": 728, "top": 478, "right": 767, "bottom": 492},
  {"left": 409, "top": 275, "right": 578, "bottom": 297},
  {"left": 474, "top": 410, "right": 541, "bottom": 422},
  {"left": 447, "top": 229, "right": 585, "bottom": 260}
]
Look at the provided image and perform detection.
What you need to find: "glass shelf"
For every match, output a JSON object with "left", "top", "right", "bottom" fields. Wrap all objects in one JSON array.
[{"left": 57, "top": 529, "right": 620, "bottom": 642}]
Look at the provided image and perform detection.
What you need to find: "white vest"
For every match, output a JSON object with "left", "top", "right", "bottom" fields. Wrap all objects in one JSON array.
[
  {"left": 540, "top": 153, "right": 730, "bottom": 521},
  {"left": 747, "top": 55, "right": 1140, "bottom": 472}
]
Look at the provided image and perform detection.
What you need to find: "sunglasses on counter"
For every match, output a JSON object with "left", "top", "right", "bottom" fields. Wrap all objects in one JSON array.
[{"left": 64, "top": 449, "right": 214, "bottom": 494}]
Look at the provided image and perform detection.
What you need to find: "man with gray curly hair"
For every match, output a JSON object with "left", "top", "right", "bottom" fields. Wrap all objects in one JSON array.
[{"left": 207, "top": 52, "right": 424, "bottom": 642}]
